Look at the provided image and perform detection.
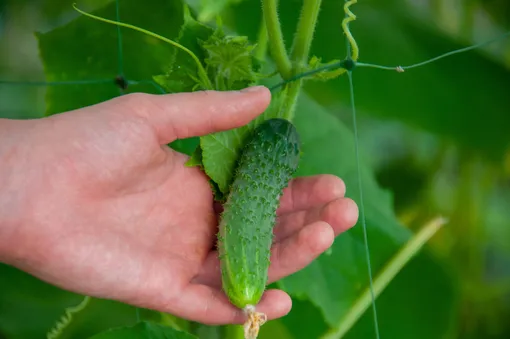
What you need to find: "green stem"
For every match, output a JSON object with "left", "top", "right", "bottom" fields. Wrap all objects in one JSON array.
[
  {"left": 290, "top": 0, "right": 322, "bottom": 70},
  {"left": 261, "top": 0, "right": 292, "bottom": 80},
  {"left": 280, "top": 0, "right": 322, "bottom": 121},
  {"left": 280, "top": 81, "right": 301, "bottom": 121},
  {"left": 321, "top": 216, "right": 448, "bottom": 339},
  {"left": 72, "top": 4, "right": 213, "bottom": 90},
  {"left": 224, "top": 324, "right": 244, "bottom": 339},
  {"left": 254, "top": 15, "right": 269, "bottom": 61}
]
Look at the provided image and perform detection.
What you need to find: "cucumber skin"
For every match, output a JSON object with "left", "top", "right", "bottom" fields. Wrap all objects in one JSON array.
[{"left": 218, "top": 118, "right": 301, "bottom": 309}]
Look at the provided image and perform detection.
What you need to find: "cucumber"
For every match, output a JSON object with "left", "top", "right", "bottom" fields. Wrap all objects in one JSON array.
[{"left": 217, "top": 118, "right": 301, "bottom": 311}]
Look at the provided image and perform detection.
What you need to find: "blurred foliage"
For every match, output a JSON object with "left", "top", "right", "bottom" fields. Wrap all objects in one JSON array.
[
  {"left": 88, "top": 321, "right": 198, "bottom": 339},
  {"left": 0, "top": 0, "right": 509, "bottom": 338}
]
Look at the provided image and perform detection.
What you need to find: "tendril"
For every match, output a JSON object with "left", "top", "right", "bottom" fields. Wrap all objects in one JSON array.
[
  {"left": 342, "top": 0, "right": 359, "bottom": 61},
  {"left": 72, "top": 4, "right": 213, "bottom": 90},
  {"left": 46, "top": 296, "right": 91, "bottom": 339}
]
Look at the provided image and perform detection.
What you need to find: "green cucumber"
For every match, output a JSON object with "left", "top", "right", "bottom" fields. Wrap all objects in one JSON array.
[{"left": 217, "top": 118, "right": 301, "bottom": 311}]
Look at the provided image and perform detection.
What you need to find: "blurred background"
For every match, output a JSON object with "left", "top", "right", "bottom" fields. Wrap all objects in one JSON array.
[{"left": 0, "top": 0, "right": 509, "bottom": 338}]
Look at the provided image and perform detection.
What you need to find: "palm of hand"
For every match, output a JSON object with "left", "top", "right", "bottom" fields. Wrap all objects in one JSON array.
[{"left": 5, "top": 90, "right": 358, "bottom": 325}]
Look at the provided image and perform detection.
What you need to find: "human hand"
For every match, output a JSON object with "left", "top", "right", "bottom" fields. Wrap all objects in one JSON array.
[{"left": 0, "top": 87, "right": 358, "bottom": 325}]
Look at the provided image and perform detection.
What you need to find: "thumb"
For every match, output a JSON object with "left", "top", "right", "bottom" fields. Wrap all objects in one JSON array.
[{"left": 105, "top": 86, "right": 271, "bottom": 145}]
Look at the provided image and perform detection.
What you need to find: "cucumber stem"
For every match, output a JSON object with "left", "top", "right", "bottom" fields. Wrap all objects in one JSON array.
[
  {"left": 290, "top": 0, "right": 322, "bottom": 70},
  {"left": 261, "top": 0, "right": 292, "bottom": 80},
  {"left": 280, "top": 0, "right": 322, "bottom": 121}
]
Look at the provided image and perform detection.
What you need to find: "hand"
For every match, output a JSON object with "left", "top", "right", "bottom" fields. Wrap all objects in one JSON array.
[{"left": 0, "top": 87, "right": 358, "bottom": 325}]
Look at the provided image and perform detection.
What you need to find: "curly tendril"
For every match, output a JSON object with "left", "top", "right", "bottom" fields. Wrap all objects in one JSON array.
[
  {"left": 46, "top": 296, "right": 91, "bottom": 339},
  {"left": 342, "top": 0, "right": 359, "bottom": 61}
]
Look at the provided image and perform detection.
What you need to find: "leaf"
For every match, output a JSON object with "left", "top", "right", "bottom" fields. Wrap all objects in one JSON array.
[
  {"left": 36, "top": 0, "right": 186, "bottom": 116},
  {"left": 154, "top": 11, "right": 260, "bottom": 93},
  {"left": 153, "top": 6, "right": 215, "bottom": 93},
  {"left": 225, "top": 0, "right": 510, "bottom": 161},
  {"left": 0, "top": 264, "right": 138, "bottom": 339},
  {"left": 272, "top": 93, "right": 457, "bottom": 338},
  {"left": 169, "top": 137, "right": 200, "bottom": 157},
  {"left": 197, "top": 0, "right": 246, "bottom": 23},
  {"left": 88, "top": 321, "right": 197, "bottom": 339},
  {"left": 201, "top": 29, "right": 259, "bottom": 90},
  {"left": 199, "top": 86, "right": 288, "bottom": 195},
  {"left": 276, "top": 299, "right": 329, "bottom": 339},
  {"left": 186, "top": 146, "right": 204, "bottom": 167},
  {"left": 185, "top": 146, "right": 225, "bottom": 201},
  {"left": 306, "top": 55, "right": 346, "bottom": 81}
]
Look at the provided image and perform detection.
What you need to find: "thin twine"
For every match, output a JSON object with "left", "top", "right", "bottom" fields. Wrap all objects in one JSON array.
[
  {"left": 268, "top": 60, "right": 345, "bottom": 91},
  {"left": 347, "top": 71, "right": 380, "bottom": 339},
  {"left": 115, "top": 0, "right": 125, "bottom": 95},
  {"left": 341, "top": 0, "right": 380, "bottom": 337},
  {"left": 0, "top": 79, "right": 113, "bottom": 86},
  {"left": 356, "top": 31, "right": 510, "bottom": 72},
  {"left": 339, "top": 0, "right": 380, "bottom": 336}
]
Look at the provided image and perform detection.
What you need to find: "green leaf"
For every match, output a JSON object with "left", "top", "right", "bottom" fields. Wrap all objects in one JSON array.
[
  {"left": 0, "top": 264, "right": 137, "bottom": 339},
  {"left": 199, "top": 86, "right": 288, "bottom": 195},
  {"left": 153, "top": 6, "right": 215, "bottom": 93},
  {"left": 37, "top": 0, "right": 186, "bottom": 115},
  {"left": 276, "top": 299, "right": 329, "bottom": 339},
  {"left": 169, "top": 137, "right": 200, "bottom": 157},
  {"left": 201, "top": 30, "right": 259, "bottom": 90},
  {"left": 154, "top": 11, "right": 260, "bottom": 93},
  {"left": 273, "top": 93, "right": 457, "bottom": 338},
  {"left": 186, "top": 146, "right": 204, "bottom": 167},
  {"left": 306, "top": 55, "right": 345, "bottom": 81},
  {"left": 197, "top": 0, "right": 246, "bottom": 23},
  {"left": 88, "top": 321, "right": 197, "bottom": 339},
  {"left": 225, "top": 0, "right": 510, "bottom": 161}
]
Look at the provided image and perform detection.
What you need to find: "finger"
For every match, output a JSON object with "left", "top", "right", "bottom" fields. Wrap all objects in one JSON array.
[
  {"left": 103, "top": 87, "right": 271, "bottom": 145},
  {"left": 159, "top": 284, "right": 291, "bottom": 325},
  {"left": 274, "top": 197, "right": 358, "bottom": 243},
  {"left": 194, "top": 210, "right": 351, "bottom": 288},
  {"left": 267, "top": 221, "right": 334, "bottom": 284},
  {"left": 277, "top": 174, "right": 346, "bottom": 215}
]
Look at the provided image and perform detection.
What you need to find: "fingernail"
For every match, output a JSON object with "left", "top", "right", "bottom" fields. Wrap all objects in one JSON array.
[{"left": 240, "top": 85, "right": 266, "bottom": 93}]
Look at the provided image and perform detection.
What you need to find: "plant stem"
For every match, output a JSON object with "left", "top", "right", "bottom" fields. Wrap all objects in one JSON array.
[
  {"left": 224, "top": 324, "right": 244, "bottom": 339},
  {"left": 290, "top": 0, "right": 322, "bottom": 70},
  {"left": 261, "top": 0, "right": 292, "bottom": 80},
  {"left": 280, "top": 0, "right": 322, "bottom": 121},
  {"left": 320, "top": 216, "right": 448, "bottom": 339},
  {"left": 254, "top": 16, "right": 269, "bottom": 61},
  {"left": 280, "top": 81, "right": 301, "bottom": 121}
]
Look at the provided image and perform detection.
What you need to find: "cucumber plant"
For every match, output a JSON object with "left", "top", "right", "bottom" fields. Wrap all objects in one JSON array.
[
  {"left": 66, "top": 3, "right": 509, "bottom": 338},
  {"left": 1, "top": 0, "right": 509, "bottom": 339}
]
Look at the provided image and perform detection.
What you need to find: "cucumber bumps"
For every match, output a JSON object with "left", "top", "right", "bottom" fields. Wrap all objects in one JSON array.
[{"left": 217, "top": 118, "right": 301, "bottom": 338}]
